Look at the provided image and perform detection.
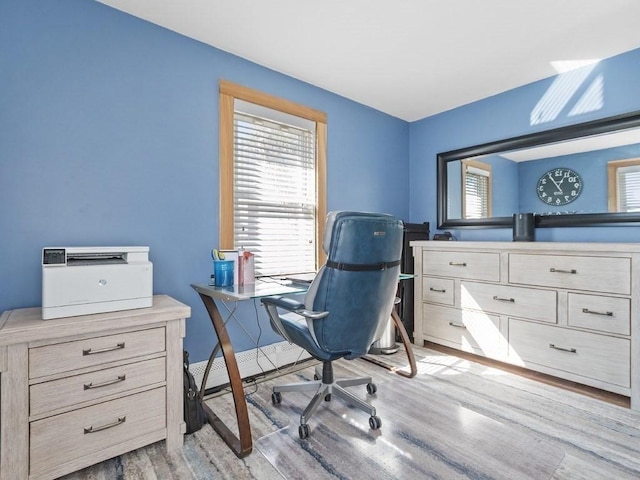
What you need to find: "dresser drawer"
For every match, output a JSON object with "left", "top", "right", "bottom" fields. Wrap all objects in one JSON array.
[
  {"left": 30, "top": 387, "right": 166, "bottom": 477},
  {"left": 422, "top": 277, "right": 455, "bottom": 305},
  {"left": 422, "top": 251, "right": 500, "bottom": 282},
  {"left": 567, "top": 293, "right": 630, "bottom": 335},
  {"left": 30, "top": 357, "right": 166, "bottom": 417},
  {"left": 29, "top": 327, "right": 166, "bottom": 379},
  {"left": 461, "top": 281, "right": 556, "bottom": 323},
  {"left": 423, "top": 303, "right": 501, "bottom": 357},
  {"left": 508, "top": 319, "right": 630, "bottom": 388},
  {"left": 509, "top": 254, "right": 630, "bottom": 295}
]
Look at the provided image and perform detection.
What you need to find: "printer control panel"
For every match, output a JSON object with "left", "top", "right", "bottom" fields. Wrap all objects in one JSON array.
[{"left": 43, "top": 248, "right": 66, "bottom": 265}]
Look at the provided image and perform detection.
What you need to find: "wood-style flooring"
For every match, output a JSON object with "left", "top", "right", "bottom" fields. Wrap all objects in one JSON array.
[{"left": 60, "top": 344, "right": 640, "bottom": 479}]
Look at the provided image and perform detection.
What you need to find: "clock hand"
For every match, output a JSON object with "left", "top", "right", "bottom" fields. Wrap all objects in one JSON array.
[{"left": 547, "top": 173, "right": 563, "bottom": 193}]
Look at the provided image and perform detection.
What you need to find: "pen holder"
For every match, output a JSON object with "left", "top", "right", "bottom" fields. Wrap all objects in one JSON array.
[{"left": 212, "top": 260, "right": 234, "bottom": 287}]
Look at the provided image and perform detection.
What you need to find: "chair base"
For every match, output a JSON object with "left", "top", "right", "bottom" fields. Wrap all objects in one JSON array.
[{"left": 271, "top": 361, "right": 381, "bottom": 438}]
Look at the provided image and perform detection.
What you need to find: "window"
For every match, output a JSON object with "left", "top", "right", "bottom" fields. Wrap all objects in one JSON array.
[
  {"left": 461, "top": 159, "right": 492, "bottom": 219},
  {"left": 608, "top": 158, "right": 640, "bottom": 212},
  {"left": 219, "top": 80, "right": 327, "bottom": 277}
]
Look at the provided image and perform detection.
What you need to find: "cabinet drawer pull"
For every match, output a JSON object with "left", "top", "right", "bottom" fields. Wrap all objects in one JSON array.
[
  {"left": 448, "top": 322, "right": 466, "bottom": 329},
  {"left": 492, "top": 295, "right": 515, "bottom": 303},
  {"left": 429, "top": 287, "right": 446, "bottom": 293},
  {"left": 83, "top": 342, "right": 125, "bottom": 356},
  {"left": 582, "top": 308, "right": 613, "bottom": 316},
  {"left": 448, "top": 262, "right": 467, "bottom": 267},
  {"left": 84, "top": 375, "right": 126, "bottom": 390},
  {"left": 549, "top": 268, "right": 577, "bottom": 274},
  {"left": 84, "top": 416, "right": 126, "bottom": 434},
  {"left": 549, "top": 343, "right": 577, "bottom": 353}
]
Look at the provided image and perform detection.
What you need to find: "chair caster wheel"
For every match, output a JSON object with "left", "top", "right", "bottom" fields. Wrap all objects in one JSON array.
[
  {"left": 314, "top": 374, "right": 320, "bottom": 381},
  {"left": 299, "top": 424, "right": 310, "bottom": 439},
  {"left": 324, "top": 393, "right": 332, "bottom": 402},
  {"left": 366, "top": 383, "right": 377, "bottom": 394},
  {"left": 272, "top": 392, "right": 282, "bottom": 405},
  {"left": 369, "top": 415, "right": 382, "bottom": 430}
]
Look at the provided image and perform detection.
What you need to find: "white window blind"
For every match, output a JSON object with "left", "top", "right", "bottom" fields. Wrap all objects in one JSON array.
[
  {"left": 233, "top": 111, "right": 317, "bottom": 277},
  {"left": 464, "top": 165, "right": 490, "bottom": 219},
  {"left": 617, "top": 164, "right": 640, "bottom": 212}
]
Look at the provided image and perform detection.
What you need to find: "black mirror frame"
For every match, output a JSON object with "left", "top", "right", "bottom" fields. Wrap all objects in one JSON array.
[{"left": 437, "top": 110, "right": 640, "bottom": 229}]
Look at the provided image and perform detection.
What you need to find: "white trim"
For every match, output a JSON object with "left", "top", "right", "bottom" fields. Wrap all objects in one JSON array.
[{"left": 189, "top": 341, "right": 312, "bottom": 390}]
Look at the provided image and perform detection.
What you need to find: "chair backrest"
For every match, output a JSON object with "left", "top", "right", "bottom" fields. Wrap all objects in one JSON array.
[{"left": 305, "top": 211, "right": 404, "bottom": 359}]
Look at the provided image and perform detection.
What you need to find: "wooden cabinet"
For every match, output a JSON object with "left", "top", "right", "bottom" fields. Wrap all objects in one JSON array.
[
  {"left": 412, "top": 242, "right": 640, "bottom": 409},
  {"left": 0, "top": 295, "right": 190, "bottom": 480}
]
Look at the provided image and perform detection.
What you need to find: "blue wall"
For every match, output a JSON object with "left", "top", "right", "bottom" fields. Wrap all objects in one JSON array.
[
  {"left": 4, "top": 1, "right": 640, "bottom": 363},
  {"left": 0, "top": 1, "right": 409, "bottom": 362},
  {"left": 409, "top": 48, "right": 640, "bottom": 242}
]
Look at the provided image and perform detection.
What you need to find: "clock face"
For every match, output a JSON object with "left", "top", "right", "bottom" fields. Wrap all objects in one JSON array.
[{"left": 536, "top": 168, "right": 583, "bottom": 206}]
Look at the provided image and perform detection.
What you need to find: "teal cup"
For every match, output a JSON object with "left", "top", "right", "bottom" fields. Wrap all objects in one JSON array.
[{"left": 213, "top": 260, "right": 234, "bottom": 287}]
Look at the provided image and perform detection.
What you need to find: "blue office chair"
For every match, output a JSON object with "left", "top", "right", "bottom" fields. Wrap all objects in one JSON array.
[{"left": 261, "top": 211, "right": 403, "bottom": 439}]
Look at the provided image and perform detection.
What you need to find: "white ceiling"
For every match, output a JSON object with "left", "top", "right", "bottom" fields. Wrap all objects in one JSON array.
[{"left": 97, "top": 0, "right": 640, "bottom": 122}]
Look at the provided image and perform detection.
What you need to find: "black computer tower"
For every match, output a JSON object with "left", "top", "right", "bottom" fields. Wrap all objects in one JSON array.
[{"left": 398, "top": 222, "right": 430, "bottom": 343}]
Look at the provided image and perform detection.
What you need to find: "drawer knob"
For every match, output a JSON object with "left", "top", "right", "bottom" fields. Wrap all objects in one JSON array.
[
  {"left": 82, "top": 342, "right": 125, "bottom": 356},
  {"left": 84, "top": 416, "right": 126, "bottom": 434},
  {"left": 448, "top": 262, "right": 467, "bottom": 267},
  {"left": 549, "top": 268, "right": 577, "bottom": 274},
  {"left": 429, "top": 287, "right": 446, "bottom": 293},
  {"left": 582, "top": 308, "right": 613, "bottom": 317},
  {"left": 84, "top": 375, "right": 126, "bottom": 390},
  {"left": 549, "top": 343, "right": 577, "bottom": 353},
  {"left": 492, "top": 296, "right": 515, "bottom": 303}
]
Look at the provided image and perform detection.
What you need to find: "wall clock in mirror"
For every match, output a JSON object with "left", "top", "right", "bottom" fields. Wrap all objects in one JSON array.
[{"left": 536, "top": 167, "right": 583, "bottom": 206}]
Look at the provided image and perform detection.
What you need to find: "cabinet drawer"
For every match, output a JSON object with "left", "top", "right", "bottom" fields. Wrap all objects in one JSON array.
[
  {"left": 422, "top": 251, "right": 499, "bottom": 282},
  {"left": 509, "top": 254, "right": 630, "bottom": 295},
  {"left": 30, "top": 357, "right": 166, "bottom": 417},
  {"left": 30, "top": 387, "right": 166, "bottom": 477},
  {"left": 508, "top": 319, "right": 630, "bottom": 388},
  {"left": 567, "top": 294, "right": 630, "bottom": 335},
  {"left": 461, "top": 281, "right": 556, "bottom": 323},
  {"left": 29, "top": 327, "right": 165, "bottom": 379},
  {"left": 422, "top": 277, "right": 455, "bottom": 305},
  {"left": 423, "top": 303, "right": 501, "bottom": 357}
]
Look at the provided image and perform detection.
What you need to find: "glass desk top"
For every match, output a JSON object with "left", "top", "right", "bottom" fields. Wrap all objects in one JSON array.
[
  {"left": 192, "top": 273, "right": 414, "bottom": 302},
  {"left": 191, "top": 279, "right": 307, "bottom": 302}
]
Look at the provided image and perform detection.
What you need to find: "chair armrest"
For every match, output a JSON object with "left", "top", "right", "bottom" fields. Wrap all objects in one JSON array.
[{"left": 261, "top": 296, "right": 329, "bottom": 320}]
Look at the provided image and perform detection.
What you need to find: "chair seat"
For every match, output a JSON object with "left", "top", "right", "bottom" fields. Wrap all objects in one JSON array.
[{"left": 279, "top": 312, "right": 347, "bottom": 362}]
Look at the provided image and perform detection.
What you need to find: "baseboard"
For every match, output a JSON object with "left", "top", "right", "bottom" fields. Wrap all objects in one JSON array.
[{"left": 189, "top": 340, "right": 312, "bottom": 391}]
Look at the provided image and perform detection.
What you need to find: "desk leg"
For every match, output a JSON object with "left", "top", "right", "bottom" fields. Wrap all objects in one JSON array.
[
  {"left": 390, "top": 309, "right": 417, "bottom": 378},
  {"left": 363, "top": 309, "right": 417, "bottom": 379},
  {"left": 198, "top": 293, "right": 252, "bottom": 458}
]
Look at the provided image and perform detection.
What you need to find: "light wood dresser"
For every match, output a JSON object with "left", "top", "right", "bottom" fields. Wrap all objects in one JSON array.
[
  {"left": 411, "top": 241, "right": 640, "bottom": 409},
  {"left": 0, "top": 295, "right": 190, "bottom": 480}
]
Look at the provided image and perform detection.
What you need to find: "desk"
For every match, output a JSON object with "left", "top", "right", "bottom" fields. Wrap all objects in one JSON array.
[
  {"left": 191, "top": 281, "right": 307, "bottom": 458},
  {"left": 191, "top": 276, "right": 417, "bottom": 457}
]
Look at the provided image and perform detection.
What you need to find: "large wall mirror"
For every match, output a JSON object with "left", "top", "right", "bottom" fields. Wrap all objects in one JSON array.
[{"left": 437, "top": 110, "right": 640, "bottom": 229}]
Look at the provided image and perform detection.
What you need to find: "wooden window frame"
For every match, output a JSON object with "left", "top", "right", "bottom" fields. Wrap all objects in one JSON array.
[
  {"left": 608, "top": 158, "right": 640, "bottom": 212},
  {"left": 219, "top": 80, "right": 327, "bottom": 268}
]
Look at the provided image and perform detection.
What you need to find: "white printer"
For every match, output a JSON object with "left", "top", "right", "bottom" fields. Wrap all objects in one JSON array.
[{"left": 42, "top": 246, "right": 153, "bottom": 320}]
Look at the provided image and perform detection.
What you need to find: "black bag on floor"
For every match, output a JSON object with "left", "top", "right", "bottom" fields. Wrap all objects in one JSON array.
[{"left": 183, "top": 350, "right": 206, "bottom": 434}]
